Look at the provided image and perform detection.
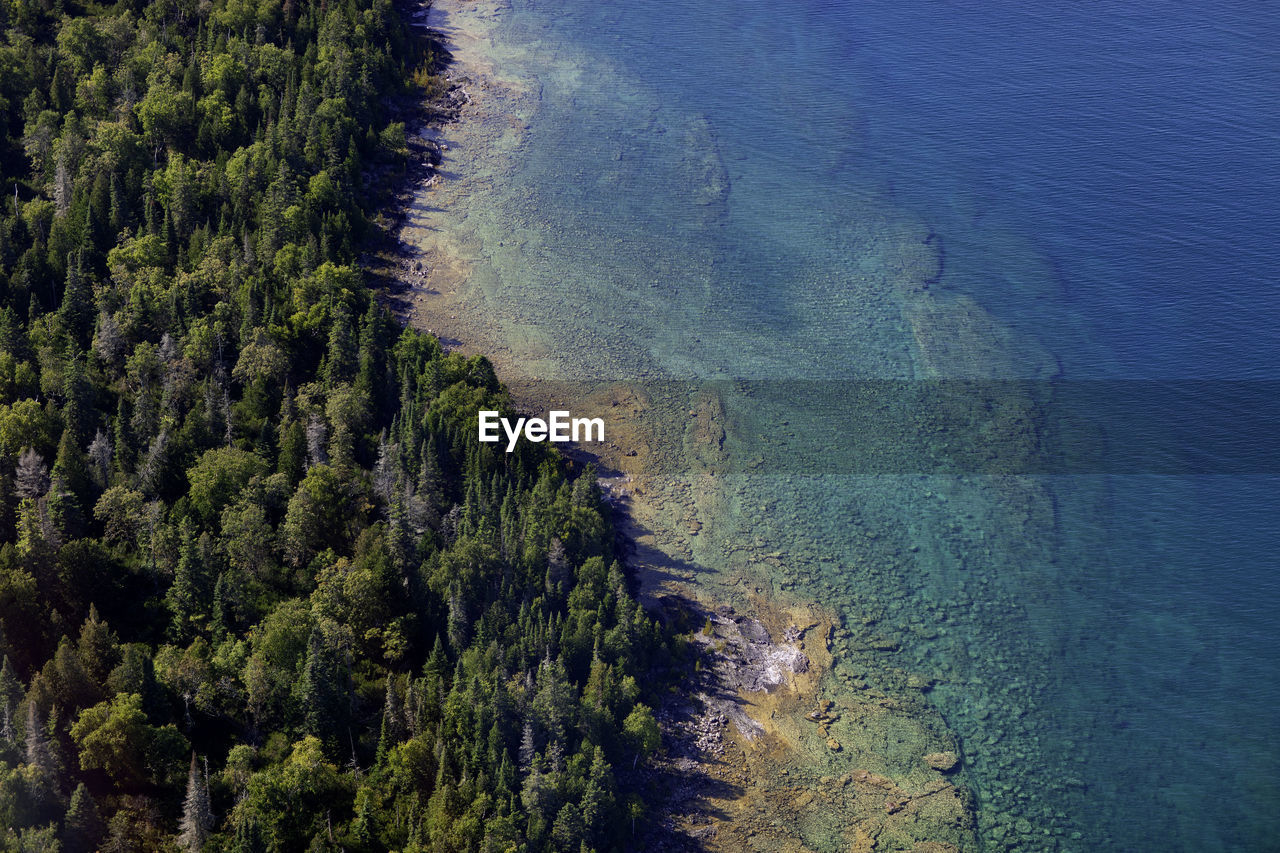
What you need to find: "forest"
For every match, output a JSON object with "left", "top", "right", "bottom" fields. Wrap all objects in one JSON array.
[{"left": 0, "top": 0, "right": 678, "bottom": 848}]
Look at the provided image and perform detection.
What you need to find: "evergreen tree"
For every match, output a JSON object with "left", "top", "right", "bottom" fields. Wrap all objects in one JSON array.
[
  {"left": 76, "top": 604, "right": 119, "bottom": 687},
  {"left": 298, "top": 627, "right": 345, "bottom": 750},
  {"left": 0, "top": 0, "right": 681, "bottom": 846},
  {"left": 59, "top": 252, "right": 93, "bottom": 345},
  {"left": 47, "top": 428, "right": 89, "bottom": 541},
  {"left": 63, "top": 782, "right": 104, "bottom": 853},
  {"left": 0, "top": 657, "right": 21, "bottom": 743},
  {"left": 166, "top": 519, "right": 208, "bottom": 642},
  {"left": 325, "top": 300, "right": 357, "bottom": 386},
  {"left": 177, "top": 753, "right": 213, "bottom": 852},
  {"left": 24, "top": 700, "right": 54, "bottom": 783},
  {"left": 376, "top": 674, "right": 404, "bottom": 765}
]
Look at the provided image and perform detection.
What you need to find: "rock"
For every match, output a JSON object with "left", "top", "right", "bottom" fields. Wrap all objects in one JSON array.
[
  {"left": 924, "top": 751, "right": 960, "bottom": 772},
  {"left": 737, "top": 618, "right": 771, "bottom": 645},
  {"left": 858, "top": 771, "right": 897, "bottom": 791},
  {"left": 786, "top": 648, "right": 810, "bottom": 673},
  {"left": 827, "top": 738, "right": 842, "bottom": 752}
]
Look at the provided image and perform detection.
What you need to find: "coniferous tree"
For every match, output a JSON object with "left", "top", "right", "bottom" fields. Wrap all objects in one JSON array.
[
  {"left": 59, "top": 253, "right": 92, "bottom": 345},
  {"left": 0, "top": 1, "right": 680, "bottom": 847},
  {"left": 47, "top": 429, "right": 89, "bottom": 541},
  {"left": 25, "top": 700, "right": 51, "bottom": 774},
  {"left": 166, "top": 519, "right": 207, "bottom": 642},
  {"left": 63, "top": 782, "right": 104, "bottom": 853},
  {"left": 299, "top": 627, "right": 345, "bottom": 749},
  {"left": 177, "top": 753, "right": 212, "bottom": 852},
  {"left": 0, "top": 657, "right": 20, "bottom": 743}
]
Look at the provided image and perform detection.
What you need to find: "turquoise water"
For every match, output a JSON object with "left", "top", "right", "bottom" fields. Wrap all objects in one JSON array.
[{"left": 423, "top": 0, "right": 1280, "bottom": 848}]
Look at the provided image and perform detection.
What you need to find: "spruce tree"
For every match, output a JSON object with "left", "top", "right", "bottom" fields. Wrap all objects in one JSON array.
[
  {"left": 166, "top": 519, "right": 207, "bottom": 642},
  {"left": 59, "top": 252, "right": 93, "bottom": 345},
  {"left": 63, "top": 782, "right": 104, "bottom": 853},
  {"left": 0, "top": 657, "right": 20, "bottom": 743},
  {"left": 299, "top": 627, "right": 344, "bottom": 749},
  {"left": 325, "top": 300, "right": 356, "bottom": 386},
  {"left": 23, "top": 700, "right": 60, "bottom": 805},
  {"left": 177, "top": 753, "right": 213, "bottom": 852},
  {"left": 376, "top": 674, "right": 404, "bottom": 765},
  {"left": 76, "top": 604, "right": 119, "bottom": 686},
  {"left": 47, "top": 428, "right": 89, "bottom": 541}
]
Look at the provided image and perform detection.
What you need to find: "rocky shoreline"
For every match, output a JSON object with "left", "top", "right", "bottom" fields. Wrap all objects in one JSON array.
[
  {"left": 374, "top": 1, "right": 983, "bottom": 849},
  {"left": 635, "top": 593, "right": 976, "bottom": 852}
]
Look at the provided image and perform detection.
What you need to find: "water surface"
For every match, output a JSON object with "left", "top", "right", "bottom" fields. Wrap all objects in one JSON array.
[{"left": 415, "top": 1, "right": 1280, "bottom": 848}]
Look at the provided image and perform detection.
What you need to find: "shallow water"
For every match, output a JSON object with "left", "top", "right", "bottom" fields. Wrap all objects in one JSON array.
[{"left": 413, "top": 0, "right": 1280, "bottom": 848}]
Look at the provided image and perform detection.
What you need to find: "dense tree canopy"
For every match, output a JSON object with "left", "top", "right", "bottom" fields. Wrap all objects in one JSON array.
[{"left": 0, "top": 0, "right": 677, "bottom": 848}]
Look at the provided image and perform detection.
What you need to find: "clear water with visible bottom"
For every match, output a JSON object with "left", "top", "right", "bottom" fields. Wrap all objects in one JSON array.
[{"left": 417, "top": 0, "right": 1280, "bottom": 848}]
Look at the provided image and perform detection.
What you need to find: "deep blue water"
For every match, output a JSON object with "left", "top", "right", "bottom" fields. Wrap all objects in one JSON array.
[
  {"left": 844, "top": 1, "right": 1280, "bottom": 379},
  {"left": 444, "top": 0, "right": 1280, "bottom": 847}
]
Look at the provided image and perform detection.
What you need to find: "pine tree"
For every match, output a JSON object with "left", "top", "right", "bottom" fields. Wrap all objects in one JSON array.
[
  {"left": 299, "top": 627, "right": 343, "bottom": 748},
  {"left": 167, "top": 518, "right": 208, "bottom": 642},
  {"left": 48, "top": 428, "right": 90, "bottom": 541},
  {"left": 15, "top": 448, "right": 48, "bottom": 500},
  {"left": 376, "top": 674, "right": 404, "bottom": 765},
  {"left": 231, "top": 810, "right": 264, "bottom": 853},
  {"left": 277, "top": 414, "right": 307, "bottom": 486},
  {"left": 177, "top": 753, "right": 213, "bottom": 852},
  {"left": 348, "top": 785, "right": 375, "bottom": 847},
  {"left": 108, "top": 173, "right": 125, "bottom": 235},
  {"left": 86, "top": 429, "right": 111, "bottom": 489},
  {"left": 112, "top": 397, "right": 133, "bottom": 473},
  {"left": 25, "top": 700, "right": 50, "bottom": 771},
  {"left": 446, "top": 589, "right": 469, "bottom": 653},
  {"left": 325, "top": 300, "right": 356, "bottom": 386},
  {"left": 210, "top": 573, "right": 231, "bottom": 641},
  {"left": 62, "top": 353, "right": 95, "bottom": 443},
  {"left": 0, "top": 656, "right": 20, "bottom": 743},
  {"left": 63, "top": 782, "right": 105, "bottom": 853},
  {"left": 60, "top": 251, "right": 93, "bottom": 344},
  {"left": 518, "top": 721, "right": 536, "bottom": 774},
  {"left": 77, "top": 604, "right": 119, "bottom": 686},
  {"left": 53, "top": 151, "right": 72, "bottom": 217}
]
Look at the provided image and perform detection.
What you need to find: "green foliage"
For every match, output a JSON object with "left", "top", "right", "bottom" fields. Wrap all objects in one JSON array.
[
  {"left": 69, "top": 693, "right": 187, "bottom": 790},
  {"left": 622, "top": 704, "right": 662, "bottom": 762},
  {"left": 185, "top": 447, "right": 267, "bottom": 526},
  {"left": 0, "top": 0, "right": 679, "bottom": 848},
  {"left": 62, "top": 782, "right": 105, "bottom": 852}
]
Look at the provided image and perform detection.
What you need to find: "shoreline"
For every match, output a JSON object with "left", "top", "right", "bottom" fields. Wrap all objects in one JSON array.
[{"left": 377, "top": 1, "right": 982, "bottom": 849}]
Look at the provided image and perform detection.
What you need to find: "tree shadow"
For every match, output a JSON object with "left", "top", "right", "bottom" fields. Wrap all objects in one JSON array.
[{"left": 627, "top": 589, "right": 777, "bottom": 850}]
